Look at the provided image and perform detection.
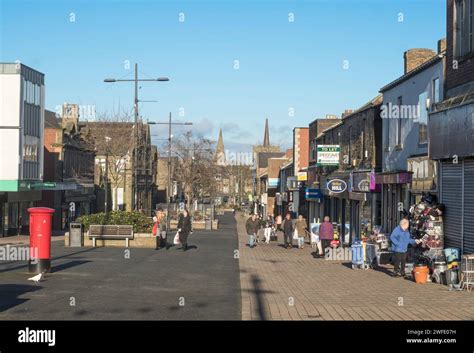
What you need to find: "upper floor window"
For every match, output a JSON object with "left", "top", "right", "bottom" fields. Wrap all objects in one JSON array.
[
  {"left": 433, "top": 77, "right": 440, "bottom": 103},
  {"left": 396, "top": 96, "right": 403, "bottom": 147},
  {"left": 454, "top": 0, "right": 474, "bottom": 58}
]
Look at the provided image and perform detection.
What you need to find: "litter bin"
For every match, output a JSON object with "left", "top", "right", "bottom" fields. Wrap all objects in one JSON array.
[
  {"left": 205, "top": 219, "right": 212, "bottom": 230},
  {"left": 69, "top": 222, "right": 83, "bottom": 247}
]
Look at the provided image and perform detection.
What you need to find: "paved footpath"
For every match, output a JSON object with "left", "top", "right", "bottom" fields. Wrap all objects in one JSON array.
[{"left": 236, "top": 213, "right": 474, "bottom": 320}]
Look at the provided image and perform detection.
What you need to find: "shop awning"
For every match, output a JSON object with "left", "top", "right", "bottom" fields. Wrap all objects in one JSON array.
[{"left": 375, "top": 171, "right": 412, "bottom": 184}]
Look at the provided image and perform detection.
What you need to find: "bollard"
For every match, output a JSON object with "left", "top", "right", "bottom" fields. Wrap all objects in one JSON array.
[{"left": 28, "top": 207, "right": 55, "bottom": 274}]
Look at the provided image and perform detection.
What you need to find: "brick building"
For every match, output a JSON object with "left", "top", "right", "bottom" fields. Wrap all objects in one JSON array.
[
  {"left": 315, "top": 96, "right": 383, "bottom": 245},
  {"left": 39, "top": 105, "right": 96, "bottom": 230},
  {"left": 307, "top": 116, "right": 341, "bottom": 222}
]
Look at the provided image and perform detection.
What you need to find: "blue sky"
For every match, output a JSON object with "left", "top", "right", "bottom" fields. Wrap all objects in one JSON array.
[{"left": 0, "top": 0, "right": 446, "bottom": 151}]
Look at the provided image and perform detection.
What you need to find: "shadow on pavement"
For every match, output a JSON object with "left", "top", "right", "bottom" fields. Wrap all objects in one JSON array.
[
  {"left": 248, "top": 274, "right": 275, "bottom": 320},
  {"left": 0, "top": 247, "right": 99, "bottom": 274},
  {"left": 0, "top": 284, "right": 42, "bottom": 312},
  {"left": 50, "top": 260, "right": 91, "bottom": 273}
]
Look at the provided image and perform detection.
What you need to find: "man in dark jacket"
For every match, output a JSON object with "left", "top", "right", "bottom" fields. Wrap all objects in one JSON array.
[
  {"left": 177, "top": 209, "right": 192, "bottom": 251},
  {"left": 390, "top": 218, "right": 421, "bottom": 277},
  {"left": 246, "top": 214, "right": 260, "bottom": 248}
]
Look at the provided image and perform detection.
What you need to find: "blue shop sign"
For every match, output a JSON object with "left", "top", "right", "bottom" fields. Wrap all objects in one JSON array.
[{"left": 305, "top": 188, "right": 322, "bottom": 200}]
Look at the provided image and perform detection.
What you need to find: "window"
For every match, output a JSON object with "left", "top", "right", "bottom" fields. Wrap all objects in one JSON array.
[
  {"left": 454, "top": 0, "right": 474, "bottom": 58},
  {"left": 433, "top": 78, "right": 440, "bottom": 103},
  {"left": 396, "top": 96, "right": 403, "bottom": 147},
  {"left": 418, "top": 92, "right": 428, "bottom": 145}
]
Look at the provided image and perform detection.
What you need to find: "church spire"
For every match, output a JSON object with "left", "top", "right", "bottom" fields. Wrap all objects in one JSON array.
[
  {"left": 263, "top": 118, "right": 270, "bottom": 147},
  {"left": 215, "top": 128, "right": 226, "bottom": 165}
]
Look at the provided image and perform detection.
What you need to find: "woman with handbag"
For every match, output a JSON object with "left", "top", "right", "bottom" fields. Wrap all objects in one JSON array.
[
  {"left": 295, "top": 214, "right": 308, "bottom": 249},
  {"left": 177, "top": 209, "right": 192, "bottom": 252}
]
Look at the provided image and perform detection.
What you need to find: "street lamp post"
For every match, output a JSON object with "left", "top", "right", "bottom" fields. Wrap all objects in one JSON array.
[
  {"left": 149, "top": 113, "right": 192, "bottom": 237},
  {"left": 104, "top": 63, "right": 169, "bottom": 211},
  {"left": 104, "top": 136, "right": 111, "bottom": 218}
]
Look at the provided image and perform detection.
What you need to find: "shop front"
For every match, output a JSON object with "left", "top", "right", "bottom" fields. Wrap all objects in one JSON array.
[
  {"left": 438, "top": 158, "right": 474, "bottom": 254},
  {"left": 376, "top": 171, "right": 412, "bottom": 234},
  {"left": 319, "top": 173, "right": 351, "bottom": 246},
  {"left": 349, "top": 171, "right": 381, "bottom": 241}
]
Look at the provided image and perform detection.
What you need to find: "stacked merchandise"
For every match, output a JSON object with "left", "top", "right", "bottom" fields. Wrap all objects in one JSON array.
[
  {"left": 369, "top": 226, "right": 392, "bottom": 267},
  {"left": 408, "top": 194, "right": 447, "bottom": 283},
  {"left": 408, "top": 194, "right": 444, "bottom": 250}
]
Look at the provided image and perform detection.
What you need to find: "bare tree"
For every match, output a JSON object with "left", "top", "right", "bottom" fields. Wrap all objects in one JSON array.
[
  {"left": 171, "top": 131, "right": 217, "bottom": 210},
  {"left": 82, "top": 110, "right": 134, "bottom": 210}
]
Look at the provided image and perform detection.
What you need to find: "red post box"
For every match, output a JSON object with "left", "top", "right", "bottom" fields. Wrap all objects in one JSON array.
[{"left": 28, "top": 207, "right": 55, "bottom": 274}]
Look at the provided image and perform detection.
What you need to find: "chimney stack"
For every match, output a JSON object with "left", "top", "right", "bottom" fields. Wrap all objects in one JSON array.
[
  {"left": 403, "top": 48, "right": 436, "bottom": 74},
  {"left": 342, "top": 109, "right": 353, "bottom": 118},
  {"left": 438, "top": 38, "right": 447, "bottom": 54}
]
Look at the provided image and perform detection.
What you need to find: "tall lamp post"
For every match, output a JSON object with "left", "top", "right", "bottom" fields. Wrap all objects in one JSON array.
[
  {"left": 104, "top": 63, "right": 169, "bottom": 211},
  {"left": 148, "top": 113, "right": 192, "bottom": 236},
  {"left": 104, "top": 136, "right": 111, "bottom": 218}
]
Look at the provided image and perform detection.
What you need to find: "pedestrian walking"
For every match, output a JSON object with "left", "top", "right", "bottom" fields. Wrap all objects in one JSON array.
[
  {"left": 281, "top": 213, "right": 294, "bottom": 249},
  {"left": 155, "top": 208, "right": 167, "bottom": 250},
  {"left": 319, "top": 216, "right": 334, "bottom": 256},
  {"left": 390, "top": 218, "right": 421, "bottom": 277},
  {"left": 295, "top": 214, "right": 307, "bottom": 249},
  {"left": 246, "top": 213, "right": 260, "bottom": 248},
  {"left": 177, "top": 209, "right": 192, "bottom": 252},
  {"left": 264, "top": 214, "right": 274, "bottom": 244},
  {"left": 152, "top": 209, "right": 165, "bottom": 250}
]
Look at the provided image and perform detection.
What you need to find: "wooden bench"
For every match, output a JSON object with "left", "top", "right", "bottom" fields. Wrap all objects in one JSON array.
[{"left": 89, "top": 225, "right": 134, "bottom": 247}]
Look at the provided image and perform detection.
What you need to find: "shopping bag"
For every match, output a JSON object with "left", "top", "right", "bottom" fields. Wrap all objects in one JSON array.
[
  {"left": 152, "top": 223, "right": 158, "bottom": 237},
  {"left": 173, "top": 232, "right": 181, "bottom": 245},
  {"left": 293, "top": 229, "right": 299, "bottom": 240}
]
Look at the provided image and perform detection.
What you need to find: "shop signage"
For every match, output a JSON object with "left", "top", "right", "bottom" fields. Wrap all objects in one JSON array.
[
  {"left": 317, "top": 145, "right": 340, "bottom": 166},
  {"left": 296, "top": 172, "right": 307, "bottom": 181},
  {"left": 268, "top": 178, "right": 279, "bottom": 188},
  {"left": 327, "top": 179, "right": 347, "bottom": 193},
  {"left": 370, "top": 171, "right": 381, "bottom": 192},
  {"left": 287, "top": 191, "right": 294, "bottom": 203},
  {"left": 287, "top": 176, "right": 300, "bottom": 190},
  {"left": 351, "top": 172, "right": 371, "bottom": 192},
  {"left": 305, "top": 188, "right": 322, "bottom": 200},
  {"left": 19, "top": 181, "right": 78, "bottom": 191},
  {"left": 375, "top": 172, "right": 413, "bottom": 185}
]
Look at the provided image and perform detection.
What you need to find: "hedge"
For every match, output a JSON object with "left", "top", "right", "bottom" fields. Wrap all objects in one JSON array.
[{"left": 76, "top": 211, "right": 153, "bottom": 233}]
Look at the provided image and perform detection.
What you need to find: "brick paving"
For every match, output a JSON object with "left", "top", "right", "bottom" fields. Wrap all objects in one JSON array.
[{"left": 236, "top": 213, "right": 474, "bottom": 320}]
